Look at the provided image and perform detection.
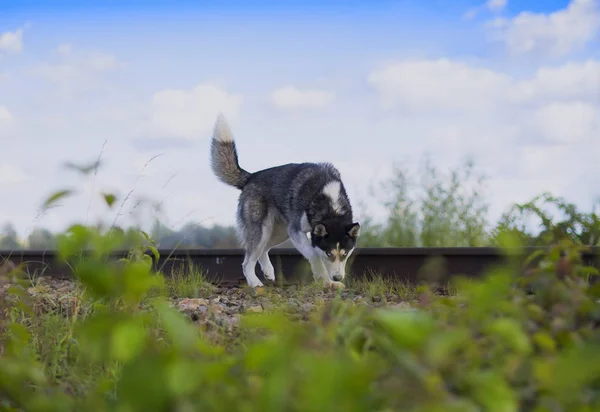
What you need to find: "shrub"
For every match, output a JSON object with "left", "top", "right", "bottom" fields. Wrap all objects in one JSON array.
[
  {"left": 493, "top": 192, "right": 600, "bottom": 247},
  {"left": 358, "top": 157, "right": 491, "bottom": 247}
]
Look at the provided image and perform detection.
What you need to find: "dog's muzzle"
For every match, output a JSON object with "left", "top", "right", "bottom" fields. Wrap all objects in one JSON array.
[{"left": 332, "top": 275, "right": 343, "bottom": 281}]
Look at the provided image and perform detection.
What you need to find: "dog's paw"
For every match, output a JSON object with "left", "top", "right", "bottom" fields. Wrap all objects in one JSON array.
[
  {"left": 327, "top": 281, "right": 345, "bottom": 290},
  {"left": 246, "top": 277, "right": 264, "bottom": 288},
  {"left": 263, "top": 267, "right": 276, "bottom": 281}
]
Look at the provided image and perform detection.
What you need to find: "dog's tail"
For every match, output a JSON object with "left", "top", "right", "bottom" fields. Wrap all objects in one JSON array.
[{"left": 210, "top": 114, "right": 251, "bottom": 190}]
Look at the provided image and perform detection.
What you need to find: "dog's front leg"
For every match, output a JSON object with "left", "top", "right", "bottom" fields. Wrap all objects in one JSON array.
[
  {"left": 288, "top": 228, "right": 342, "bottom": 288},
  {"left": 308, "top": 257, "right": 329, "bottom": 282},
  {"left": 309, "top": 258, "right": 344, "bottom": 289}
]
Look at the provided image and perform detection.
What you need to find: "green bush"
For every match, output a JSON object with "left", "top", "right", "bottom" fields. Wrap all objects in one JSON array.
[
  {"left": 358, "top": 157, "right": 491, "bottom": 247},
  {"left": 493, "top": 192, "right": 600, "bottom": 247},
  {"left": 1, "top": 189, "right": 600, "bottom": 411}
]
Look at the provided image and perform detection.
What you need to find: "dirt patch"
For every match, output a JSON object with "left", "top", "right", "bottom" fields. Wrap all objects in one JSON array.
[{"left": 1, "top": 276, "right": 417, "bottom": 329}]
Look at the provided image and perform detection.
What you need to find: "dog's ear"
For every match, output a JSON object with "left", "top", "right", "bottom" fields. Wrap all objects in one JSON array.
[
  {"left": 346, "top": 222, "right": 360, "bottom": 238},
  {"left": 313, "top": 224, "right": 328, "bottom": 237}
]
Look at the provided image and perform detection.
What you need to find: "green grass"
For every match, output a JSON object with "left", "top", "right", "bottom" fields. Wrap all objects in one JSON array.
[
  {"left": 1, "top": 269, "right": 422, "bottom": 402},
  {"left": 346, "top": 275, "right": 418, "bottom": 302},
  {"left": 164, "top": 263, "right": 216, "bottom": 299},
  {"left": 4, "top": 234, "right": 599, "bottom": 411}
]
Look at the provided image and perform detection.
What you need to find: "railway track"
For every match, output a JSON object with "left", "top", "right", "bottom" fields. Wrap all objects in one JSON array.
[{"left": 1, "top": 247, "right": 599, "bottom": 287}]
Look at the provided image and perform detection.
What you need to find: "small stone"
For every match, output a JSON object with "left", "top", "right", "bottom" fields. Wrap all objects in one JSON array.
[
  {"left": 208, "top": 305, "right": 222, "bottom": 315},
  {"left": 300, "top": 303, "right": 314, "bottom": 313},
  {"left": 0, "top": 260, "right": 16, "bottom": 277},
  {"left": 226, "top": 315, "right": 241, "bottom": 331},
  {"left": 242, "top": 286, "right": 266, "bottom": 297},
  {"left": 390, "top": 301, "right": 415, "bottom": 311},
  {"left": 260, "top": 301, "right": 273, "bottom": 311},
  {"left": 177, "top": 298, "right": 210, "bottom": 314},
  {"left": 247, "top": 305, "right": 263, "bottom": 313}
]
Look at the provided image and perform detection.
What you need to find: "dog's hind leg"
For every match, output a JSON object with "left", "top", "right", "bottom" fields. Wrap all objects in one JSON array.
[
  {"left": 237, "top": 196, "right": 275, "bottom": 288},
  {"left": 242, "top": 244, "right": 268, "bottom": 288},
  {"left": 258, "top": 218, "right": 289, "bottom": 281},
  {"left": 240, "top": 228, "right": 268, "bottom": 288}
]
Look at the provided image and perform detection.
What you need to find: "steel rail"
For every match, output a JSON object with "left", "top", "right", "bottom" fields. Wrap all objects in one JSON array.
[{"left": 1, "top": 247, "right": 599, "bottom": 287}]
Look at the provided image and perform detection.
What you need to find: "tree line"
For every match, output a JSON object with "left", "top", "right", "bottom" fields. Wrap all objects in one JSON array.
[{"left": 2, "top": 158, "right": 599, "bottom": 250}]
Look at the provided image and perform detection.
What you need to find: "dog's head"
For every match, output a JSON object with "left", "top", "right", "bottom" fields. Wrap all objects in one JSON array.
[{"left": 308, "top": 219, "right": 360, "bottom": 282}]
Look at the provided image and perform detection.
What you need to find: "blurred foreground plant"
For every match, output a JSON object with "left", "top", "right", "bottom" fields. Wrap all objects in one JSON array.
[{"left": 1, "top": 189, "right": 600, "bottom": 412}]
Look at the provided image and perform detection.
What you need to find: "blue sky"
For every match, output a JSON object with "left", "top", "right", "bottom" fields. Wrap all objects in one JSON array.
[{"left": 0, "top": 0, "right": 598, "bottom": 240}]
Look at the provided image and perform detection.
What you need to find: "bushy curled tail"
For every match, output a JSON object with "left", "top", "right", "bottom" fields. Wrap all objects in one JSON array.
[{"left": 210, "top": 114, "right": 251, "bottom": 190}]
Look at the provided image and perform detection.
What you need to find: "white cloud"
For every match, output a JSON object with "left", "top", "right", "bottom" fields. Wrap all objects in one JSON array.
[
  {"left": 0, "top": 164, "right": 27, "bottom": 185},
  {"left": 87, "top": 52, "right": 120, "bottom": 71},
  {"left": 511, "top": 60, "right": 600, "bottom": 103},
  {"left": 369, "top": 58, "right": 600, "bottom": 110},
  {"left": 368, "top": 59, "right": 512, "bottom": 112},
  {"left": 531, "top": 102, "right": 598, "bottom": 144},
  {"left": 30, "top": 47, "right": 122, "bottom": 90},
  {"left": 464, "top": 0, "right": 507, "bottom": 20},
  {"left": 487, "top": 0, "right": 600, "bottom": 57},
  {"left": 368, "top": 57, "right": 599, "bottom": 221},
  {"left": 0, "top": 27, "right": 24, "bottom": 54},
  {"left": 0, "top": 106, "right": 13, "bottom": 124},
  {"left": 57, "top": 43, "right": 72, "bottom": 56},
  {"left": 487, "top": 0, "right": 508, "bottom": 12},
  {"left": 271, "top": 86, "right": 335, "bottom": 109},
  {"left": 143, "top": 83, "right": 243, "bottom": 140}
]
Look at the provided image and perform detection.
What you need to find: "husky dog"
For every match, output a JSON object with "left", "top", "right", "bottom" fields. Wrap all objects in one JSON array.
[{"left": 209, "top": 114, "right": 360, "bottom": 288}]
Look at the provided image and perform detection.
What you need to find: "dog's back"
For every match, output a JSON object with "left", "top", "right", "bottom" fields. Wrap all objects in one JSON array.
[
  {"left": 209, "top": 115, "right": 353, "bottom": 227},
  {"left": 243, "top": 162, "right": 349, "bottom": 215}
]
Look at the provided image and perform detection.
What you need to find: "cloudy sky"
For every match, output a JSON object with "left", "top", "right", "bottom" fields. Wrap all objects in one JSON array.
[{"left": 0, "top": 0, "right": 599, "bottom": 240}]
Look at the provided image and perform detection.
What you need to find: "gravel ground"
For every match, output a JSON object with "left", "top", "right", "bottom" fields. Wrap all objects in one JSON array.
[{"left": 1, "top": 275, "right": 417, "bottom": 337}]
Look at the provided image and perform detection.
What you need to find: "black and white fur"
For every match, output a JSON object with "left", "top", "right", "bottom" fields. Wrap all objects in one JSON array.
[{"left": 209, "top": 114, "right": 360, "bottom": 288}]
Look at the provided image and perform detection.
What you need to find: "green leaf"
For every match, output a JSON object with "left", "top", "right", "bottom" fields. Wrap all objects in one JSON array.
[
  {"left": 42, "top": 189, "right": 74, "bottom": 210},
  {"left": 541, "top": 343, "right": 600, "bottom": 404},
  {"left": 64, "top": 160, "right": 102, "bottom": 175},
  {"left": 7, "top": 323, "right": 31, "bottom": 346},
  {"left": 166, "top": 359, "right": 201, "bottom": 396},
  {"left": 374, "top": 308, "right": 436, "bottom": 350},
  {"left": 495, "top": 230, "right": 525, "bottom": 252},
  {"left": 467, "top": 370, "right": 518, "bottom": 412},
  {"left": 579, "top": 265, "right": 600, "bottom": 276},
  {"left": 153, "top": 300, "right": 199, "bottom": 352},
  {"left": 524, "top": 249, "right": 546, "bottom": 266},
  {"left": 485, "top": 318, "right": 532, "bottom": 355},
  {"left": 116, "top": 355, "right": 172, "bottom": 411},
  {"left": 424, "top": 329, "right": 471, "bottom": 368},
  {"left": 102, "top": 192, "right": 117, "bottom": 208},
  {"left": 532, "top": 332, "right": 556, "bottom": 353},
  {"left": 111, "top": 321, "right": 147, "bottom": 363},
  {"left": 148, "top": 245, "right": 160, "bottom": 263}
]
